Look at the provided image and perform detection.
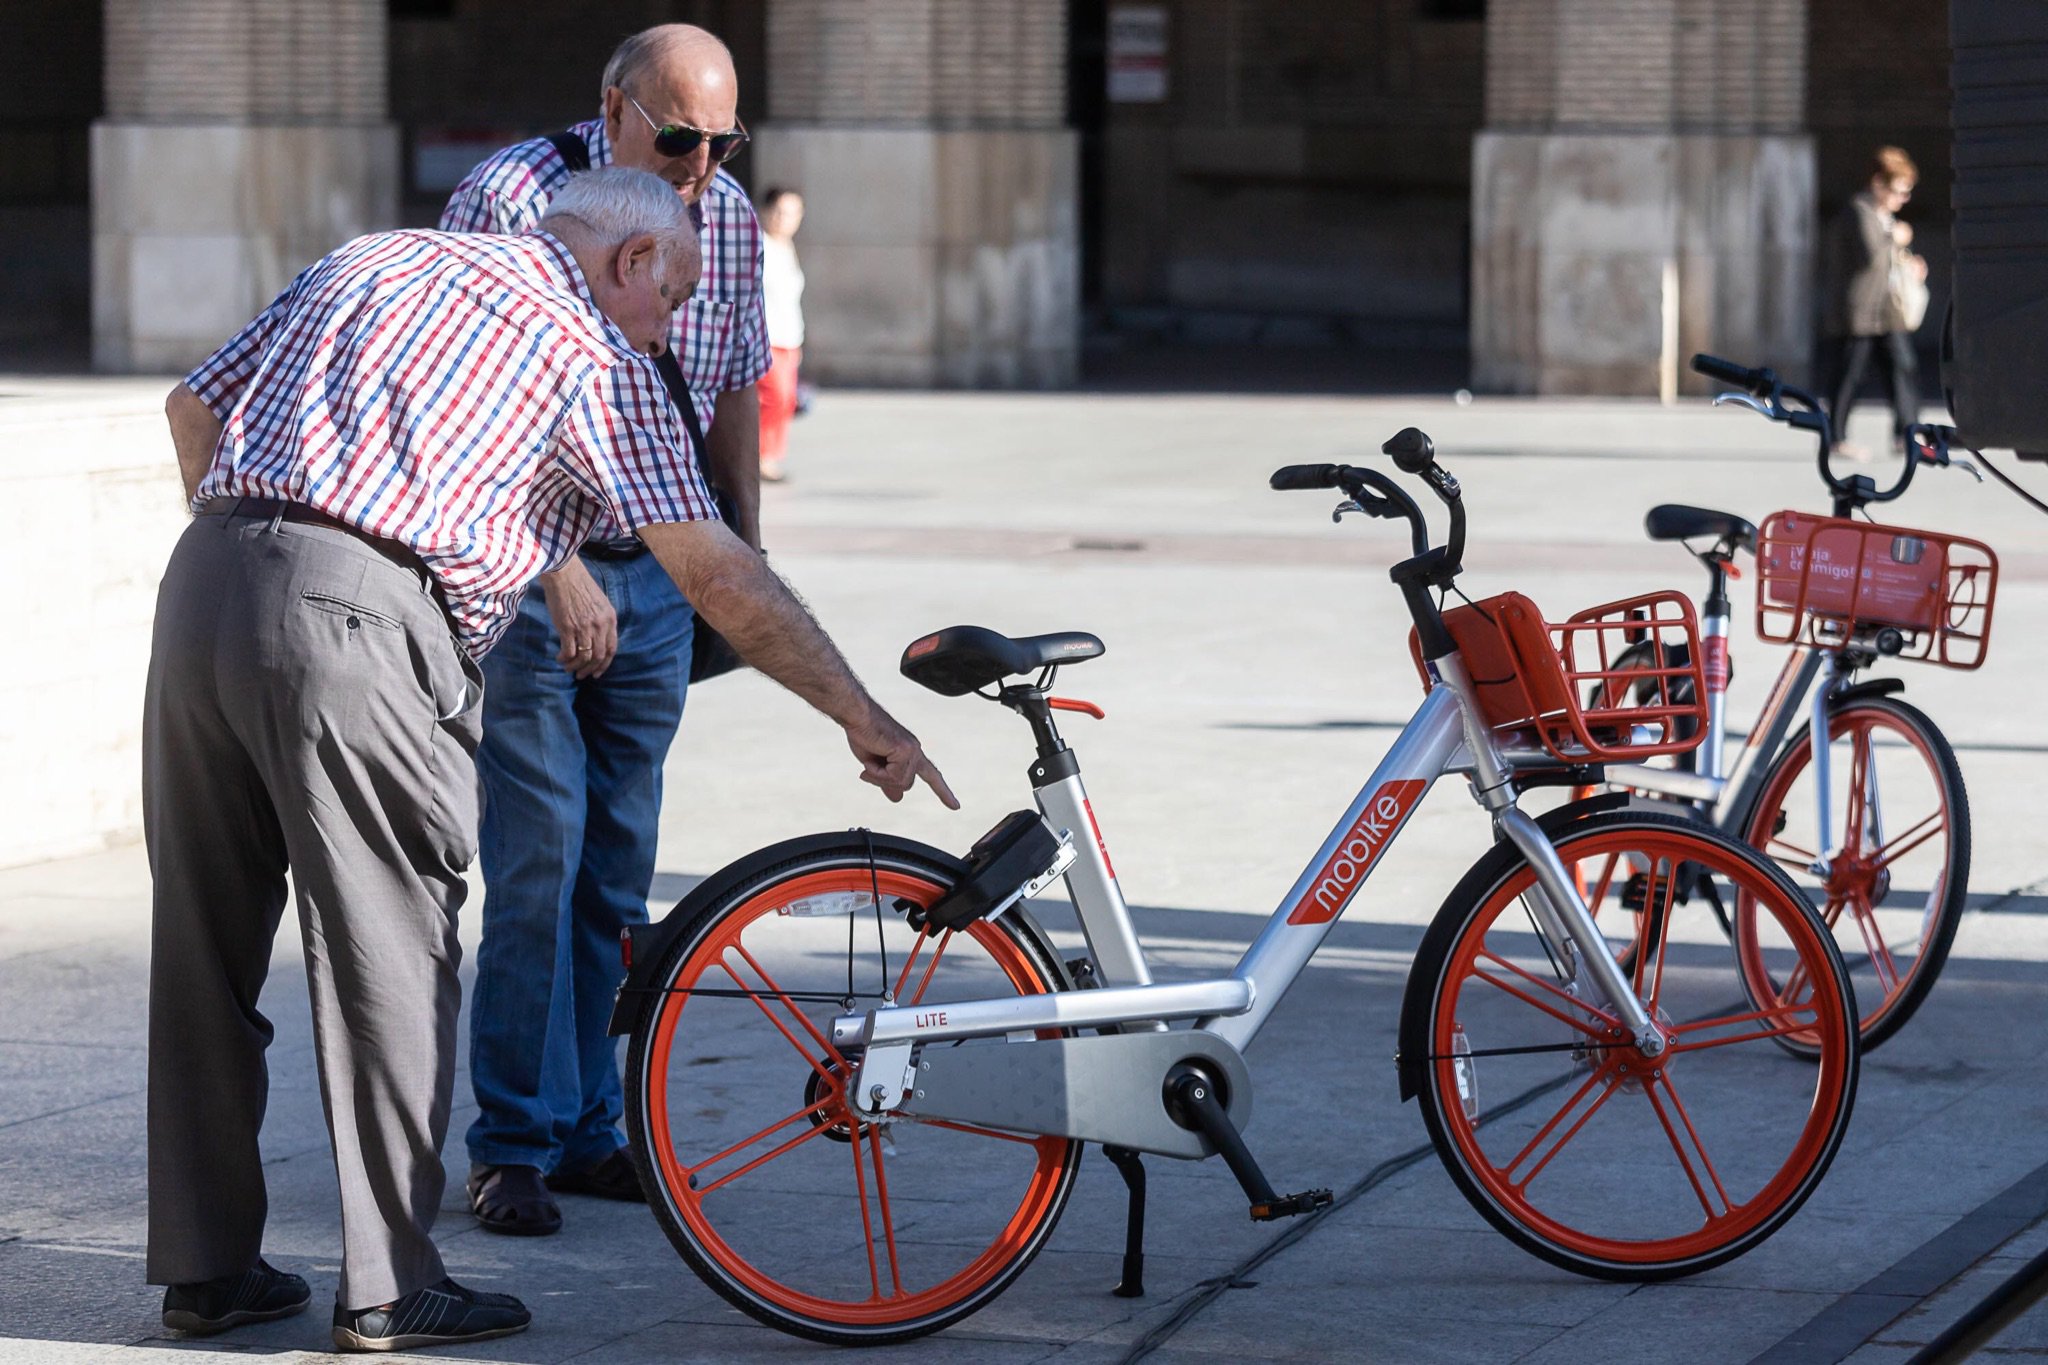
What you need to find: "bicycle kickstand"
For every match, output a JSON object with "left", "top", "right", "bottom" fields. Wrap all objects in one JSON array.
[
  {"left": 1102, "top": 1144, "right": 1147, "bottom": 1298},
  {"left": 1165, "top": 1063, "right": 1333, "bottom": 1223}
]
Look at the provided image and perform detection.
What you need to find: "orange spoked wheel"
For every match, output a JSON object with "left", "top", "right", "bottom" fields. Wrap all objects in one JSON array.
[
  {"left": 1413, "top": 810, "right": 1857, "bottom": 1280},
  {"left": 624, "top": 844, "right": 1080, "bottom": 1345},
  {"left": 1734, "top": 695, "right": 1969, "bottom": 1053}
]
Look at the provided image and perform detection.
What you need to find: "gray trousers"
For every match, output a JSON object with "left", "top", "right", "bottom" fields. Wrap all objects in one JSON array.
[{"left": 143, "top": 505, "right": 484, "bottom": 1309}]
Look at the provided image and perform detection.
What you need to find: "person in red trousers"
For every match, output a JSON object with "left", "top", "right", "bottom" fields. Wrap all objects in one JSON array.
[{"left": 757, "top": 186, "right": 805, "bottom": 483}]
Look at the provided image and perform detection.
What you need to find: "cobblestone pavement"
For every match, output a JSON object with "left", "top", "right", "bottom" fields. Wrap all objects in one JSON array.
[{"left": 3, "top": 388, "right": 2046, "bottom": 1362}]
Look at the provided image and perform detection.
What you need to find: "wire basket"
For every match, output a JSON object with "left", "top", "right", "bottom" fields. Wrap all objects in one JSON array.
[
  {"left": 1409, "top": 591, "right": 1709, "bottom": 764},
  {"left": 1755, "top": 511, "right": 1998, "bottom": 669}
]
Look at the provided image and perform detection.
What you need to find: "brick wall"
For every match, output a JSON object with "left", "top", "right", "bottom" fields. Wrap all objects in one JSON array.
[
  {"left": 767, "top": 0, "right": 1066, "bottom": 129},
  {"left": 1171, "top": 0, "right": 1482, "bottom": 135},
  {"left": 1102, "top": 0, "right": 1484, "bottom": 326},
  {"left": 1488, "top": 0, "right": 1804, "bottom": 133},
  {"left": 389, "top": 0, "right": 765, "bottom": 130},
  {"left": 105, "top": 0, "right": 385, "bottom": 121}
]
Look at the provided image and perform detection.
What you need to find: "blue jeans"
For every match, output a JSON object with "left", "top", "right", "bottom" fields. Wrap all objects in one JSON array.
[{"left": 467, "top": 550, "right": 692, "bottom": 1173}]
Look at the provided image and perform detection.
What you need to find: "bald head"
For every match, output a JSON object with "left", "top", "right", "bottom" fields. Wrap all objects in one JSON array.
[
  {"left": 600, "top": 24, "right": 743, "bottom": 203},
  {"left": 600, "top": 24, "right": 734, "bottom": 103}
]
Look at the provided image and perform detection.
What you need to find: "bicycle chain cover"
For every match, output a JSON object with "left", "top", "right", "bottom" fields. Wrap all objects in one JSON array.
[
  {"left": 923, "top": 810, "right": 1071, "bottom": 932},
  {"left": 1408, "top": 590, "right": 1709, "bottom": 764},
  {"left": 1755, "top": 510, "right": 1997, "bottom": 669}
]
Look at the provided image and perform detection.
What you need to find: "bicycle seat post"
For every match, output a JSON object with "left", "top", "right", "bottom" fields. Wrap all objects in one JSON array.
[
  {"left": 999, "top": 682, "right": 1070, "bottom": 780},
  {"left": 995, "top": 674, "right": 1159, "bottom": 998},
  {"left": 1698, "top": 550, "right": 1733, "bottom": 782}
]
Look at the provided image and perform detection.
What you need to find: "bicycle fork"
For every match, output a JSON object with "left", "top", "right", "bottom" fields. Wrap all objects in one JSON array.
[
  {"left": 1496, "top": 807, "right": 1665, "bottom": 1057},
  {"left": 1445, "top": 652, "right": 1665, "bottom": 1057}
]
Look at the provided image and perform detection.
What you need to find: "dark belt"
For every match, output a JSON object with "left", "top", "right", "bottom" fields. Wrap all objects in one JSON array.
[
  {"left": 579, "top": 537, "right": 647, "bottom": 562},
  {"left": 201, "top": 495, "right": 454, "bottom": 623}
]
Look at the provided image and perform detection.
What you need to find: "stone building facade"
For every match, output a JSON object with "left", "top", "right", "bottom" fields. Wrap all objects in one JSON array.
[
  {"left": 1472, "top": 0, "right": 1812, "bottom": 397},
  {"left": 755, "top": 0, "right": 1079, "bottom": 387},
  {"left": 0, "top": 0, "right": 1953, "bottom": 394},
  {"left": 92, "top": 0, "right": 398, "bottom": 372}
]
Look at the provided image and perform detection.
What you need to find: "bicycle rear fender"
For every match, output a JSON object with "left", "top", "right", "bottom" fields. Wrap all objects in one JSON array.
[
  {"left": 1393, "top": 791, "right": 1628, "bottom": 1102},
  {"left": 606, "top": 831, "right": 974, "bottom": 1038}
]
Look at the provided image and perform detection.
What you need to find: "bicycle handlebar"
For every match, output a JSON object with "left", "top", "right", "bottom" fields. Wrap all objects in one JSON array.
[
  {"left": 1268, "top": 463, "right": 1342, "bottom": 492},
  {"left": 1690, "top": 352, "right": 1925, "bottom": 513},
  {"left": 1269, "top": 427, "right": 1466, "bottom": 571},
  {"left": 1268, "top": 431, "right": 1488, "bottom": 662},
  {"left": 1691, "top": 353, "right": 1771, "bottom": 395}
]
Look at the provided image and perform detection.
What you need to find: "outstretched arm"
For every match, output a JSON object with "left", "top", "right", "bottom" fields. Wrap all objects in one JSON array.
[{"left": 637, "top": 518, "right": 957, "bottom": 808}]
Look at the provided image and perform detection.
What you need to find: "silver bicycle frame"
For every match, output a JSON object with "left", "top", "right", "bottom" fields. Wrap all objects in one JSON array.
[
  {"left": 832, "top": 649, "right": 1663, "bottom": 1072},
  {"left": 1601, "top": 595, "right": 1832, "bottom": 840}
]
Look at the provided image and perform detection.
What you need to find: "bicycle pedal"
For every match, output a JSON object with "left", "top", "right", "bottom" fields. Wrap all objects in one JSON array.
[{"left": 1249, "top": 1189, "right": 1332, "bottom": 1222}]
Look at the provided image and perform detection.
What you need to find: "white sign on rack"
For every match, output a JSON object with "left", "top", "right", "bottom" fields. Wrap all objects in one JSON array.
[{"left": 1108, "top": 4, "right": 1169, "bottom": 103}]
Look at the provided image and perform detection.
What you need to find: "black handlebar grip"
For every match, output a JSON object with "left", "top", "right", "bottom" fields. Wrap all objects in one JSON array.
[
  {"left": 1381, "top": 427, "right": 1437, "bottom": 474},
  {"left": 1690, "top": 353, "right": 1769, "bottom": 394},
  {"left": 1269, "top": 464, "right": 1341, "bottom": 491}
]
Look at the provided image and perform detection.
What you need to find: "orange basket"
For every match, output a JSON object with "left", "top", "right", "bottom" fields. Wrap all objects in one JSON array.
[
  {"left": 1755, "top": 510, "right": 1997, "bottom": 669},
  {"left": 1408, "top": 591, "right": 1709, "bottom": 764}
]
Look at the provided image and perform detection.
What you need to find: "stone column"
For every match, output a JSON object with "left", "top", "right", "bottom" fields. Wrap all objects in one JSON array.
[
  {"left": 1471, "top": 0, "right": 1813, "bottom": 397},
  {"left": 92, "top": 0, "right": 399, "bottom": 372},
  {"left": 755, "top": 0, "right": 1079, "bottom": 387}
]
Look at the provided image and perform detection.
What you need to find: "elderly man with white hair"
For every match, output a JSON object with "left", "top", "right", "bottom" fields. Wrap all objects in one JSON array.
[
  {"left": 145, "top": 167, "right": 954, "bottom": 1353},
  {"left": 439, "top": 22, "right": 776, "bottom": 1236}
]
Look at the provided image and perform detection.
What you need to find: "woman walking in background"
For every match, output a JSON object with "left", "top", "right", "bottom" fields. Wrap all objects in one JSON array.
[
  {"left": 757, "top": 187, "right": 805, "bottom": 483},
  {"left": 1819, "top": 146, "right": 1928, "bottom": 459}
]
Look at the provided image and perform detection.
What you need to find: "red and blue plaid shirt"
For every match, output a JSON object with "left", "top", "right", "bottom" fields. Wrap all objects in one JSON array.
[
  {"left": 439, "top": 118, "right": 771, "bottom": 444},
  {"left": 184, "top": 229, "right": 715, "bottom": 657}
]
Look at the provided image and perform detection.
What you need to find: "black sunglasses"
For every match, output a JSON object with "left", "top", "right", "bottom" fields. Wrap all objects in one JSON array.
[{"left": 627, "top": 94, "right": 748, "bottom": 163}]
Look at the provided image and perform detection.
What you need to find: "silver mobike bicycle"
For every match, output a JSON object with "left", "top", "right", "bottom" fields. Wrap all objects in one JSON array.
[
  {"left": 608, "top": 431, "right": 1860, "bottom": 1346},
  {"left": 1580, "top": 354, "right": 1996, "bottom": 1052}
]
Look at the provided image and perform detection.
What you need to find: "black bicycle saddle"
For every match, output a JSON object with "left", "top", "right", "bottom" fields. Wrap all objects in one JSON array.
[
  {"left": 1644, "top": 504, "right": 1757, "bottom": 554},
  {"left": 900, "top": 626, "right": 1105, "bottom": 696}
]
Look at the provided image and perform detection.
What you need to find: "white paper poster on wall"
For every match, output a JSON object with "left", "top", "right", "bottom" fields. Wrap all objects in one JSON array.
[{"left": 1108, "top": 4, "right": 1168, "bottom": 103}]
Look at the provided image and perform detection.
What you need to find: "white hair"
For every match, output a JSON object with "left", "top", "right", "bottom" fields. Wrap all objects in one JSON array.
[{"left": 538, "top": 168, "right": 697, "bottom": 266}]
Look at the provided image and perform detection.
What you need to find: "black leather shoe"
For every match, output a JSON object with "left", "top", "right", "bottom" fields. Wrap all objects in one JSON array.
[
  {"left": 545, "top": 1148, "right": 647, "bottom": 1203},
  {"left": 161, "top": 1259, "right": 310, "bottom": 1335},
  {"left": 332, "top": 1277, "right": 531, "bottom": 1352}
]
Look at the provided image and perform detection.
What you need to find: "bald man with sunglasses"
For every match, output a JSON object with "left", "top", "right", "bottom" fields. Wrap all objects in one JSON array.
[{"left": 439, "top": 25, "right": 775, "bottom": 1237}]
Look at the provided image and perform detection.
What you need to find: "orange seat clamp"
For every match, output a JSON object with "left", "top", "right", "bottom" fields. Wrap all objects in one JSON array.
[{"left": 1048, "top": 697, "right": 1106, "bottom": 719}]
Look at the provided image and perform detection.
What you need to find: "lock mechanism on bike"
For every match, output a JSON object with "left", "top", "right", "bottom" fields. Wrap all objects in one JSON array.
[
  {"left": 913, "top": 810, "right": 1076, "bottom": 933},
  {"left": 1163, "top": 1061, "right": 1333, "bottom": 1222}
]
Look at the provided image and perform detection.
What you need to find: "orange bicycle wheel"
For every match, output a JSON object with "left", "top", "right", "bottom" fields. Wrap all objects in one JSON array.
[
  {"left": 1413, "top": 810, "right": 1857, "bottom": 1279},
  {"left": 1734, "top": 694, "right": 1969, "bottom": 1052},
  {"left": 624, "top": 841, "right": 1080, "bottom": 1345}
]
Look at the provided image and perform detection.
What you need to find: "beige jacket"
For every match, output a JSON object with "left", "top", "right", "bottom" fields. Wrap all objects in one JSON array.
[{"left": 1821, "top": 190, "right": 1903, "bottom": 338}]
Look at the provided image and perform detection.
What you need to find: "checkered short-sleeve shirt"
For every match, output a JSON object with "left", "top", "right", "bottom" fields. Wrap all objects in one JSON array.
[
  {"left": 439, "top": 118, "right": 771, "bottom": 439},
  {"left": 183, "top": 229, "right": 716, "bottom": 656}
]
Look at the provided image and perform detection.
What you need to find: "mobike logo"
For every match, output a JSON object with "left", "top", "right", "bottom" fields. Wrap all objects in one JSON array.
[{"left": 1286, "top": 780, "right": 1426, "bottom": 925}]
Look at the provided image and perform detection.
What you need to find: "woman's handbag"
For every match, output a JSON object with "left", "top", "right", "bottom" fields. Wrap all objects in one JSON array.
[{"left": 1891, "top": 246, "right": 1931, "bottom": 333}]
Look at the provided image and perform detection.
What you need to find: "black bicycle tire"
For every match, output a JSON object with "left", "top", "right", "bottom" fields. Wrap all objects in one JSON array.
[
  {"left": 1411, "top": 808, "right": 1859, "bottom": 1281},
  {"left": 622, "top": 838, "right": 1082, "bottom": 1347},
  {"left": 1741, "top": 693, "right": 1971, "bottom": 1053}
]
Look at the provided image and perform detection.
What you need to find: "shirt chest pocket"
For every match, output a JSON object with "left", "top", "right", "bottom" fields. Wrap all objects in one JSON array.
[{"left": 670, "top": 299, "right": 735, "bottom": 405}]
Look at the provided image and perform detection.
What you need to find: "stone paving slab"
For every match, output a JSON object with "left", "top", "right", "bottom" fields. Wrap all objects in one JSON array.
[{"left": 4, "top": 391, "right": 2048, "bottom": 1362}]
